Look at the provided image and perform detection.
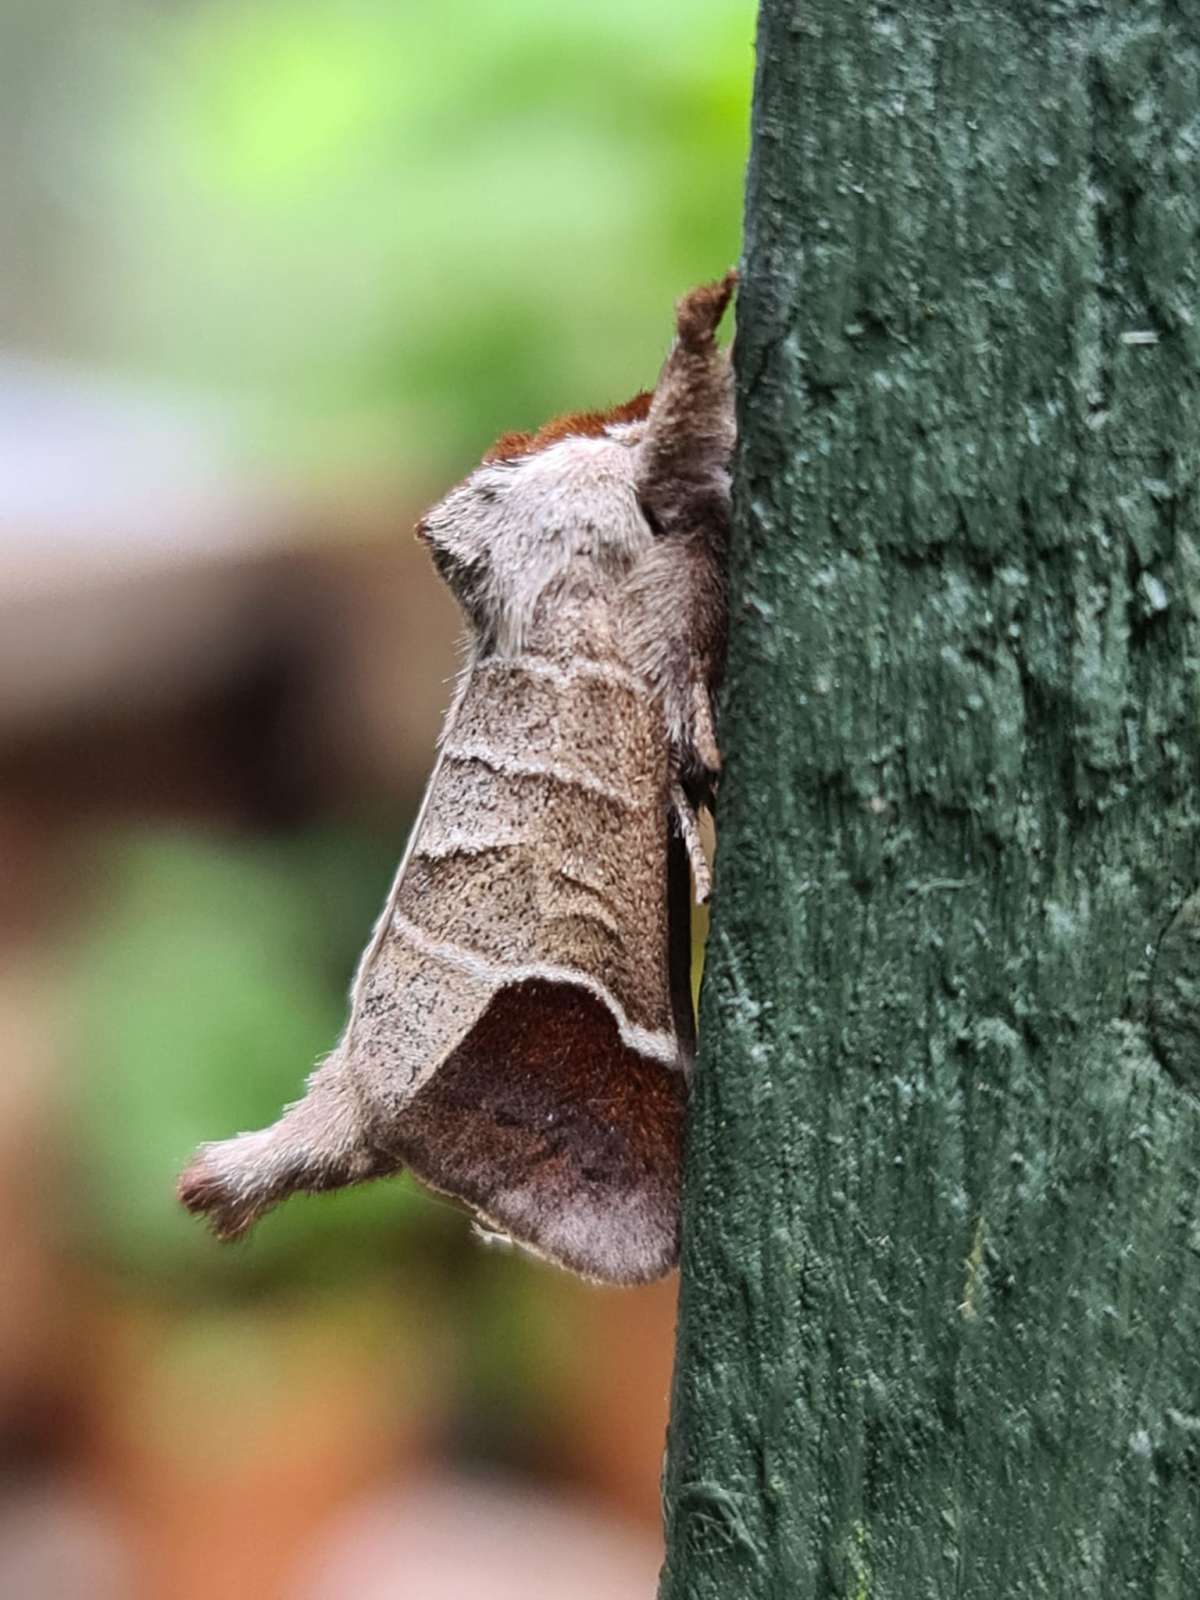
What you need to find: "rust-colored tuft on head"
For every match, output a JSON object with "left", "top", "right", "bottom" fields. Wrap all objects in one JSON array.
[{"left": 483, "top": 390, "right": 654, "bottom": 464}]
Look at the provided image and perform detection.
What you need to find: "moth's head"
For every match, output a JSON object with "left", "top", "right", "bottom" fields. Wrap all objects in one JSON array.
[{"left": 414, "top": 389, "right": 658, "bottom": 633}]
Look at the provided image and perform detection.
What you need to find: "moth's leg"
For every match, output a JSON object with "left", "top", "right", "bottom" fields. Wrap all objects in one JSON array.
[
  {"left": 629, "top": 275, "right": 734, "bottom": 795},
  {"left": 636, "top": 273, "right": 737, "bottom": 515},
  {"left": 666, "top": 824, "right": 697, "bottom": 1066},
  {"left": 623, "top": 537, "right": 725, "bottom": 799},
  {"left": 178, "top": 1056, "right": 397, "bottom": 1240},
  {"left": 671, "top": 780, "right": 711, "bottom": 904},
  {"left": 690, "top": 674, "right": 721, "bottom": 775}
]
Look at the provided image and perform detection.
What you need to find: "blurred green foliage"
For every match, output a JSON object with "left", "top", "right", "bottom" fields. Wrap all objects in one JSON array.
[
  {"left": 67, "top": 828, "right": 437, "bottom": 1283},
  {"left": 10, "top": 0, "right": 753, "bottom": 476}
]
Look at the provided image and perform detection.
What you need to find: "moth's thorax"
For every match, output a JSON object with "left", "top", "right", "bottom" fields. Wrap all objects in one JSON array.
[
  {"left": 508, "top": 562, "right": 631, "bottom": 671},
  {"left": 421, "top": 431, "right": 654, "bottom": 655}
]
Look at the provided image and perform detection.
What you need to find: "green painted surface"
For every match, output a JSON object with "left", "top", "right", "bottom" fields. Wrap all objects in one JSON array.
[{"left": 660, "top": 2, "right": 1200, "bottom": 1595}]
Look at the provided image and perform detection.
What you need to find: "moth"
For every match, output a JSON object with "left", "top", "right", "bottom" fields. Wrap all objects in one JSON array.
[{"left": 178, "top": 273, "right": 736, "bottom": 1285}]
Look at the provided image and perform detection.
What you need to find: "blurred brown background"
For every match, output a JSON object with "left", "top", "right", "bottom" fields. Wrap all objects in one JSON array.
[{"left": 0, "top": 2, "right": 751, "bottom": 1594}]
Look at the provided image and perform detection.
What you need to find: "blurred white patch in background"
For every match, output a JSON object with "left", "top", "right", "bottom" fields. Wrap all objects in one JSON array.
[
  {"left": 295, "top": 1477, "right": 662, "bottom": 1600},
  {"left": 0, "top": 1488, "right": 132, "bottom": 1600},
  {"left": 0, "top": 357, "right": 275, "bottom": 588},
  {"left": 0, "top": 357, "right": 287, "bottom": 729}
]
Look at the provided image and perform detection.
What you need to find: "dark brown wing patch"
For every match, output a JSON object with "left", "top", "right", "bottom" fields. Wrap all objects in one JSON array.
[{"left": 393, "top": 977, "right": 683, "bottom": 1284}]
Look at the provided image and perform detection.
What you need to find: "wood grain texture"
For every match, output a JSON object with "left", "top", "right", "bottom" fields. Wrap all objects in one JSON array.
[{"left": 661, "top": 2, "right": 1200, "bottom": 1594}]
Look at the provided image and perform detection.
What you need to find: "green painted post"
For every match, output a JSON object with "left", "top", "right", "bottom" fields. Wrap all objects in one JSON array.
[{"left": 660, "top": 3, "right": 1200, "bottom": 1595}]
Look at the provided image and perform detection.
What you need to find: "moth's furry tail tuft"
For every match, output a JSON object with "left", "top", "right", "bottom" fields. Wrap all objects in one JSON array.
[
  {"left": 177, "top": 1131, "right": 284, "bottom": 1241},
  {"left": 675, "top": 269, "right": 737, "bottom": 350},
  {"left": 177, "top": 1059, "right": 400, "bottom": 1241}
]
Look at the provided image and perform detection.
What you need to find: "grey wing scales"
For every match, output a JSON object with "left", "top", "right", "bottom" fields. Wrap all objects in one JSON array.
[{"left": 179, "top": 653, "right": 691, "bottom": 1283}]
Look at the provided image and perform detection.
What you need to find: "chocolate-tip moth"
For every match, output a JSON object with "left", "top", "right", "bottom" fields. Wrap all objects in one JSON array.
[{"left": 179, "top": 273, "right": 736, "bottom": 1285}]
